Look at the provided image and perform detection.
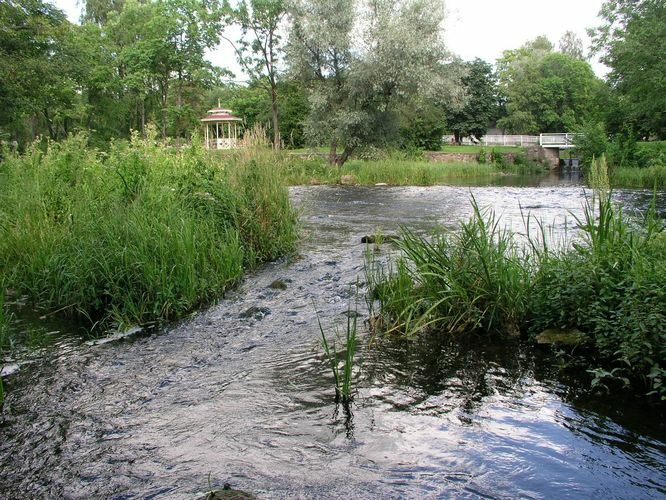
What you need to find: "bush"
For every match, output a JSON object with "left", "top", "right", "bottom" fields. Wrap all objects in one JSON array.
[
  {"left": 367, "top": 157, "right": 666, "bottom": 398},
  {"left": 0, "top": 133, "right": 297, "bottom": 328}
]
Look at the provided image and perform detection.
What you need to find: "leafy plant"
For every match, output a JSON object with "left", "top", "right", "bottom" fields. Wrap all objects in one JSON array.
[{"left": 367, "top": 177, "right": 666, "bottom": 399}]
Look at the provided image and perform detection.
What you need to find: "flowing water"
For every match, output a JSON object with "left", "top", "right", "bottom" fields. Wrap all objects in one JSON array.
[{"left": 1, "top": 173, "right": 665, "bottom": 499}]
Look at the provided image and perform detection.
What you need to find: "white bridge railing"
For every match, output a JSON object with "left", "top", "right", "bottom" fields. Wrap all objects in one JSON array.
[
  {"left": 538, "top": 133, "right": 580, "bottom": 148},
  {"left": 444, "top": 133, "right": 581, "bottom": 148}
]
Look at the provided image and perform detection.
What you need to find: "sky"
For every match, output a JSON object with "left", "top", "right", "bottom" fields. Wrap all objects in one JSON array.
[{"left": 50, "top": 0, "right": 608, "bottom": 78}]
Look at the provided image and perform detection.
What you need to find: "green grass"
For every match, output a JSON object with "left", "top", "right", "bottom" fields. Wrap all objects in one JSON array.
[
  {"left": 280, "top": 156, "right": 544, "bottom": 186},
  {"left": 610, "top": 165, "right": 666, "bottom": 190},
  {"left": 0, "top": 133, "right": 297, "bottom": 330},
  {"left": 366, "top": 157, "right": 666, "bottom": 399}
]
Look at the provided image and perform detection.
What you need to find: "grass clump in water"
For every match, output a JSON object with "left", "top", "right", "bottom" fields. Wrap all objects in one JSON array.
[
  {"left": 0, "top": 131, "right": 297, "bottom": 330},
  {"left": 367, "top": 198, "right": 531, "bottom": 338},
  {"left": 367, "top": 156, "right": 666, "bottom": 399},
  {"left": 316, "top": 301, "right": 358, "bottom": 404}
]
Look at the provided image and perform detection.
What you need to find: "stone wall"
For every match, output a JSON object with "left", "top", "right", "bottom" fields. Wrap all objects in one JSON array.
[
  {"left": 526, "top": 146, "right": 560, "bottom": 169},
  {"left": 425, "top": 151, "right": 518, "bottom": 164}
]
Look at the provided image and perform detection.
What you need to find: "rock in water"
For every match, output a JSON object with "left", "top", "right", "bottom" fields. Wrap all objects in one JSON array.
[
  {"left": 536, "top": 328, "right": 586, "bottom": 345},
  {"left": 361, "top": 234, "right": 400, "bottom": 244},
  {"left": 206, "top": 483, "right": 255, "bottom": 499}
]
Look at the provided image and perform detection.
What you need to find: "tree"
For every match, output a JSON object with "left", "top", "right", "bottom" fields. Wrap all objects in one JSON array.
[
  {"left": 558, "top": 30, "right": 585, "bottom": 60},
  {"left": 225, "top": 0, "right": 287, "bottom": 147},
  {"left": 496, "top": 38, "right": 602, "bottom": 134},
  {"left": 446, "top": 59, "right": 499, "bottom": 143},
  {"left": 287, "top": 0, "right": 459, "bottom": 166},
  {"left": 83, "top": 0, "right": 125, "bottom": 25},
  {"left": 590, "top": 0, "right": 666, "bottom": 139},
  {"left": 107, "top": 0, "right": 222, "bottom": 138},
  {"left": 0, "top": 0, "right": 83, "bottom": 144}
]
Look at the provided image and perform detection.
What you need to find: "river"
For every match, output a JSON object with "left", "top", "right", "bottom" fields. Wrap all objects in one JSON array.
[{"left": 1, "top": 172, "right": 665, "bottom": 498}]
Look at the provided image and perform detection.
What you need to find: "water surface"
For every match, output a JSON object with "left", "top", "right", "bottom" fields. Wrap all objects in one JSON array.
[{"left": 1, "top": 181, "right": 664, "bottom": 499}]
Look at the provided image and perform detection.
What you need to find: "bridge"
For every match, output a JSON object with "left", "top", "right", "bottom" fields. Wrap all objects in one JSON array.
[
  {"left": 449, "top": 133, "right": 581, "bottom": 149},
  {"left": 443, "top": 133, "right": 582, "bottom": 168}
]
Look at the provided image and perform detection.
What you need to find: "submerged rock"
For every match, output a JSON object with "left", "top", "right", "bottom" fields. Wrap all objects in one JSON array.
[
  {"left": 268, "top": 279, "right": 288, "bottom": 290},
  {"left": 239, "top": 306, "right": 271, "bottom": 320},
  {"left": 361, "top": 234, "right": 400, "bottom": 244},
  {"left": 536, "top": 328, "right": 586, "bottom": 345},
  {"left": 206, "top": 483, "right": 255, "bottom": 499}
]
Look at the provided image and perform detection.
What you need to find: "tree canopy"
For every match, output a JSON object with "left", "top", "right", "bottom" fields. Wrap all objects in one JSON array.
[
  {"left": 496, "top": 37, "right": 602, "bottom": 134},
  {"left": 590, "top": 0, "right": 666, "bottom": 139},
  {"left": 287, "top": 0, "right": 461, "bottom": 165},
  {"left": 446, "top": 59, "right": 499, "bottom": 143}
]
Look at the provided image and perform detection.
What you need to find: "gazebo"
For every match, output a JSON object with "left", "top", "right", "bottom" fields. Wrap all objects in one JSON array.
[{"left": 201, "top": 107, "right": 243, "bottom": 150}]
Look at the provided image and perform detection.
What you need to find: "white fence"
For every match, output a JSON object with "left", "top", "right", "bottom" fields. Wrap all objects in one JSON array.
[{"left": 444, "top": 133, "right": 581, "bottom": 148}]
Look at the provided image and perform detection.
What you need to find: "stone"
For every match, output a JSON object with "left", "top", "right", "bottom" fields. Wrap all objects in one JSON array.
[
  {"left": 340, "top": 174, "right": 356, "bottom": 185},
  {"left": 268, "top": 279, "right": 288, "bottom": 290},
  {"left": 361, "top": 234, "right": 400, "bottom": 244},
  {"left": 536, "top": 328, "right": 586, "bottom": 345},
  {"left": 239, "top": 306, "right": 271, "bottom": 320}
]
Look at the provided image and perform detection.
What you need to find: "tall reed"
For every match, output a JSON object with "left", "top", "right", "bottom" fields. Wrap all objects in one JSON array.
[
  {"left": 367, "top": 178, "right": 666, "bottom": 398},
  {"left": 367, "top": 198, "right": 532, "bottom": 337},
  {"left": 316, "top": 302, "right": 358, "bottom": 404},
  {"left": 0, "top": 133, "right": 297, "bottom": 330}
]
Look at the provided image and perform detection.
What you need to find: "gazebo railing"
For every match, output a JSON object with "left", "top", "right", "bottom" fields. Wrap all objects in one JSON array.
[{"left": 208, "top": 138, "right": 238, "bottom": 150}]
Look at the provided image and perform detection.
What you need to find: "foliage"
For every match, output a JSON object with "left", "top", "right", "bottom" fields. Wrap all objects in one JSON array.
[
  {"left": 224, "top": 0, "right": 287, "bottom": 146},
  {"left": 611, "top": 165, "right": 666, "bottom": 189},
  {"left": 0, "top": 134, "right": 297, "bottom": 329},
  {"left": 0, "top": 0, "right": 224, "bottom": 147},
  {"left": 0, "top": 281, "right": 8, "bottom": 405},
  {"left": 590, "top": 0, "right": 666, "bottom": 139},
  {"left": 398, "top": 96, "right": 448, "bottom": 151},
  {"left": 287, "top": 0, "right": 460, "bottom": 166},
  {"left": 558, "top": 30, "right": 585, "bottom": 60},
  {"left": 446, "top": 59, "right": 500, "bottom": 143},
  {"left": 496, "top": 37, "right": 603, "bottom": 134},
  {"left": 367, "top": 159, "right": 666, "bottom": 398},
  {"left": 107, "top": 0, "right": 223, "bottom": 138},
  {"left": 367, "top": 198, "right": 531, "bottom": 337},
  {"left": 280, "top": 154, "right": 542, "bottom": 186},
  {"left": 317, "top": 302, "right": 358, "bottom": 403},
  {"left": 0, "top": 0, "right": 80, "bottom": 143}
]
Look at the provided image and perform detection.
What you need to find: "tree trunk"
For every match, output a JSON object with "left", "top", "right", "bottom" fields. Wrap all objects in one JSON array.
[
  {"left": 334, "top": 144, "right": 354, "bottom": 167},
  {"left": 328, "top": 139, "right": 338, "bottom": 165},
  {"left": 271, "top": 86, "right": 280, "bottom": 149},
  {"left": 43, "top": 108, "right": 56, "bottom": 140}
]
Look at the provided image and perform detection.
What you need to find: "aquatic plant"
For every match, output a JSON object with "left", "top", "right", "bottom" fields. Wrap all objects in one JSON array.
[
  {"left": 610, "top": 164, "right": 666, "bottom": 190},
  {"left": 316, "top": 303, "right": 358, "bottom": 404},
  {"left": 367, "top": 176, "right": 666, "bottom": 399},
  {"left": 0, "top": 133, "right": 297, "bottom": 330},
  {"left": 367, "top": 197, "right": 531, "bottom": 337}
]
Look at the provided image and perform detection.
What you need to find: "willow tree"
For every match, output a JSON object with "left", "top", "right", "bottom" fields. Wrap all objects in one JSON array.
[{"left": 287, "top": 0, "right": 459, "bottom": 166}]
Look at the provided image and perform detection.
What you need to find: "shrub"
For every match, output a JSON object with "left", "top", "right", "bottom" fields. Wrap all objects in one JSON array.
[
  {"left": 0, "top": 134, "right": 297, "bottom": 329},
  {"left": 367, "top": 157, "right": 665, "bottom": 398}
]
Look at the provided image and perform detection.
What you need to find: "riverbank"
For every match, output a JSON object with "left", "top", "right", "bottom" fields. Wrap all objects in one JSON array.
[
  {"left": 0, "top": 135, "right": 297, "bottom": 330},
  {"left": 366, "top": 164, "right": 666, "bottom": 400},
  {"left": 281, "top": 155, "right": 545, "bottom": 186}
]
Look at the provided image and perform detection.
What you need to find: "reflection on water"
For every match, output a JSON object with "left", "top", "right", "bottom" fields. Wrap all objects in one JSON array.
[{"left": 1, "top": 180, "right": 664, "bottom": 498}]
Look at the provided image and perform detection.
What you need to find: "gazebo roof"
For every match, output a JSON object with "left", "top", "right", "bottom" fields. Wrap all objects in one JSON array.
[{"left": 201, "top": 108, "right": 243, "bottom": 123}]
